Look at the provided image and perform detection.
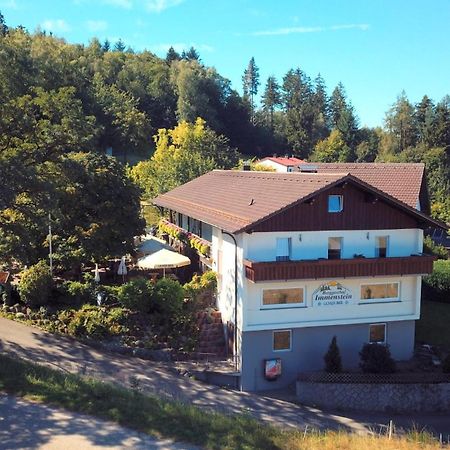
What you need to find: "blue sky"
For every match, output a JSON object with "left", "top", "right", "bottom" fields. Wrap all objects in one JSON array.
[{"left": 1, "top": 0, "right": 449, "bottom": 127}]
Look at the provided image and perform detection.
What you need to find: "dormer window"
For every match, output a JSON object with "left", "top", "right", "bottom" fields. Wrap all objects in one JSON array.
[{"left": 328, "top": 195, "right": 343, "bottom": 213}]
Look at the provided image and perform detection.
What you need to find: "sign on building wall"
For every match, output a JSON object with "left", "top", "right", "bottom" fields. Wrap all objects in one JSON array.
[
  {"left": 312, "top": 281, "right": 353, "bottom": 306},
  {"left": 264, "top": 358, "right": 282, "bottom": 380}
]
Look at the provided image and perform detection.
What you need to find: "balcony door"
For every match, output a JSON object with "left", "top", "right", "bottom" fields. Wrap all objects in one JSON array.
[
  {"left": 328, "top": 237, "right": 342, "bottom": 260},
  {"left": 376, "top": 236, "right": 389, "bottom": 258}
]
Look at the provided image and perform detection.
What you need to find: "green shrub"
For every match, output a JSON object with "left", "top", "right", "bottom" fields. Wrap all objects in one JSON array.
[
  {"left": 18, "top": 261, "right": 53, "bottom": 307},
  {"left": 423, "top": 260, "right": 450, "bottom": 302},
  {"left": 64, "top": 305, "right": 128, "bottom": 339},
  {"left": 103, "top": 285, "right": 120, "bottom": 303},
  {"left": 62, "top": 281, "right": 95, "bottom": 305},
  {"left": 183, "top": 271, "right": 217, "bottom": 309},
  {"left": 423, "top": 236, "right": 448, "bottom": 260},
  {"left": 359, "top": 343, "right": 396, "bottom": 374},
  {"left": 152, "top": 278, "right": 184, "bottom": 319},
  {"left": 117, "top": 278, "right": 153, "bottom": 313},
  {"left": 324, "top": 336, "right": 343, "bottom": 373},
  {"left": 442, "top": 354, "right": 450, "bottom": 373}
]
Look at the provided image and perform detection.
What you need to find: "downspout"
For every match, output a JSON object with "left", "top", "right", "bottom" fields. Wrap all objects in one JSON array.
[{"left": 222, "top": 231, "right": 238, "bottom": 371}]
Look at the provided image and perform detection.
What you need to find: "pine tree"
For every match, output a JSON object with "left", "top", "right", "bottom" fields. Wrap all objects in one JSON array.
[
  {"left": 0, "top": 11, "right": 8, "bottom": 36},
  {"left": 166, "top": 46, "right": 181, "bottom": 64},
  {"left": 434, "top": 96, "right": 450, "bottom": 149},
  {"left": 102, "top": 39, "right": 110, "bottom": 52},
  {"left": 114, "top": 39, "right": 126, "bottom": 52},
  {"left": 324, "top": 336, "right": 342, "bottom": 373},
  {"left": 282, "top": 68, "right": 315, "bottom": 157},
  {"left": 329, "top": 82, "right": 359, "bottom": 157},
  {"left": 385, "top": 91, "right": 417, "bottom": 152},
  {"left": 261, "top": 76, "right": 281, "bottom": 129},
  {"left": 330, "top": 83, "right": 348, "bottom": 128},
  {"left": 416, "top": 95, "right": 435, "bottom": 147},
  {"left": 312, "top": 73, "right": 330, "bottom": 144},
  {"left": 242, "top": 57, "right": 260, "bottom": 123},
  {"left": 185, "top": 46, "right": 200, "bottom": 61}
]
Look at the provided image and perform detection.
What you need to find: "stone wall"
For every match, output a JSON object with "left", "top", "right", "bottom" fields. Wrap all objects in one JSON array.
[{"left": 296, "top": 380, "right": 450, "bottom": 413}]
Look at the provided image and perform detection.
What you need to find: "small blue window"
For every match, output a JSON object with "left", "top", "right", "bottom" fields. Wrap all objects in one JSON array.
[{"left": 328, "top": 195, "right": 343, "bottom": 213}]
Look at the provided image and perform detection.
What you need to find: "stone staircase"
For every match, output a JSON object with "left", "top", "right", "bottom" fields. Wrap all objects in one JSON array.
[{"left": 195, "top": 310, "right": 227, "bottom": 359}]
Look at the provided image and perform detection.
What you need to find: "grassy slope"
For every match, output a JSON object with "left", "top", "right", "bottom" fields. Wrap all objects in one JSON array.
[
  {"left": 0, "top": 354, "right": 441, "bottom": 450},
  {"left": 416, "top": 300, "right": 450, "bottom": 350}
]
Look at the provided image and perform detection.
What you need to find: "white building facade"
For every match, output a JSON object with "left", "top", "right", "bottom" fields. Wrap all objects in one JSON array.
[{"left": 155, "top": 168, "right": 444, "bottom": 391}]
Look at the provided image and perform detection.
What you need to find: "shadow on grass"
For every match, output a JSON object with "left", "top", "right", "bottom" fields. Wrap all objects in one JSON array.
[{"left": 0, "top": 354, "right": 281, "bottom": 450}]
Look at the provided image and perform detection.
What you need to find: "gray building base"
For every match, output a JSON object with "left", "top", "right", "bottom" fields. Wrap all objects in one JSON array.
[{"left": 240, "top": 320, "right": 415, "bottom": 392}]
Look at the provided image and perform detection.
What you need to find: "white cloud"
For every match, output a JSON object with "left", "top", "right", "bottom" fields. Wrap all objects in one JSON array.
[
  {"left": 252, "top": 23, "right": 370, "bottom": 36},
  {"left": 150, "top": 42, "right": 213, "bottom": 54},
  {"left": 0, "top": 0, "right": 18, "bottom": 9},
  {"left": 85, "top": 20, "right": 108, "bottom": 32},
  {"left": 41, "top": 19, "right": 71, "bottom": 33},
  {"left": 73, "top": 0, "right": 185, "bottom": 12},
  {"left": 102, "top": 0, "right": 132, "bottom": 7},
  {"left": 144, "top": 0, "right": 184, "bottom": 13},
  {"left": 330, "top": 24, "right": 370, "bottom": 31}
]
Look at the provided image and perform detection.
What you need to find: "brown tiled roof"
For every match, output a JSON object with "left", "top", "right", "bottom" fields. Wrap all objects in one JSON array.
[
  {"left": 154, "top": 169, "right": 447, "bottom": 234},
  {"left": 298, "top": 163, "right": 425, "bottom": 209},
  {"left": 154, "top": 171, "right": 347, "bottom": 233},
  {"left": 0, "top": 272, "right": 10, "bottom": 284}
]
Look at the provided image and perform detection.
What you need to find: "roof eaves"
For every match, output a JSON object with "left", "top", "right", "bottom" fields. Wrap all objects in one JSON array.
[{"left": 153, "top": 194, "right": 250, "bottom": 234}]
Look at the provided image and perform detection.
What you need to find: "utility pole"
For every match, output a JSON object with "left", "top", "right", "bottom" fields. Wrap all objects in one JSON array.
[{"left": 48, "top": 213, "right": 53, "bottom": 276}]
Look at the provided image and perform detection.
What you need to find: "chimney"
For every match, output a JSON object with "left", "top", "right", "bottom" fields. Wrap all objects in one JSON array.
[{"left": 243, "top": 160, "right": 251, "bottom": 171}]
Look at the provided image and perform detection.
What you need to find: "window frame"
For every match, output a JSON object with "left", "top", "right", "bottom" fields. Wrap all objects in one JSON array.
[
  {"left": 261, "top": 287, "right": 305, "bottom": 310},
  {"left": 368, "top": 323, "right": 387, "bottom": 344},
  {"left": 273, "top": 329, "right": 292, "bottom": 352},
  {"left": 328, "top": 194, "right": 344, "bottom": 213},
  {"left": 359, "top": 281, "right": 400, "bottom": 303}
]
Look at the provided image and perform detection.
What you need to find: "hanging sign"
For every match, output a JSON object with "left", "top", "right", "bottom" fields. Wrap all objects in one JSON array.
[{"left": 312, "top": 281, "right": 353, "bottom": 306}]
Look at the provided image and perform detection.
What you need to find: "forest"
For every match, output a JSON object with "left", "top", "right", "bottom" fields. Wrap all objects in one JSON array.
[{"left": 0, "top": 11, "right": 449, "bottom": 268}]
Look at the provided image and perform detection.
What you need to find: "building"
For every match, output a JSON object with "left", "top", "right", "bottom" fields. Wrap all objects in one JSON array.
[
  {"left": 153, "top": 166, "right": 446, "bottom": 391},
  {"left": 258, "top": 156, "right": 305, "bottom": 172}
]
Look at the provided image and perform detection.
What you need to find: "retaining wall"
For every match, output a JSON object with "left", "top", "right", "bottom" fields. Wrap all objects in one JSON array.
[{"left": 296, "top": 373, "right": 450, "bottom": 413}]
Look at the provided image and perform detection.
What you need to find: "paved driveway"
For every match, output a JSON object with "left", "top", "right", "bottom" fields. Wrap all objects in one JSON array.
[
  {"left": 0, "top": 317, "right": 448, "bottom": 436},
  {"left": 0, "top": 394, "right": 197, "bottom": 450}
]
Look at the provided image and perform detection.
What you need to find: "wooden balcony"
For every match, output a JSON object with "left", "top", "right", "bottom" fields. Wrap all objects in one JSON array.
[{"left": 244, "top": 254, "right": 436, "bottom": 282}]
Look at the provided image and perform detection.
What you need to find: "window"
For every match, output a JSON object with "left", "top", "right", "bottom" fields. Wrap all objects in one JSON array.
[
  {"left": 369, "top": 323, "right": 386, "bottom": 344},
  {"left": 273, "top": 330, "right": 292, "bottom": 351},
  {"left": 262, "top": 288, "right": 304, "bottom": 307},
  {"left": 276, "top": 237, "right": 291, "bottom": 261},
  {"left": 361, "top": 283, "right": 399, "bottom": 301},
  {"left": 376, "top": 236, "right": 389, "bottom": 258},
  {"left": 328, "top": 237, "right": 342, "bottom": 260},
  {"left": 328, "top": 195, "right": 343, "bottom": 213},
  {"left": 177, "top": 213, "right": 183, "bottom": 227}
]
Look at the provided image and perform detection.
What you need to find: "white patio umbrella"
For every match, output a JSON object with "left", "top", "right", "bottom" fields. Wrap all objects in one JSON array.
[
  {"left": 137, "top": 249, "right": 190, "bottom": 277},
  {"left": 117, "top": 256, "right": 128, "bottom": 282},
  {"left": 137, "top": 236, "right": 172, "bottom": 255},
  {"left": 94, "top": 264, "right": 100, "bottom": 283}
]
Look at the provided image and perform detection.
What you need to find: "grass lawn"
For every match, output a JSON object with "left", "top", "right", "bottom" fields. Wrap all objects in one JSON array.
[
  {"left": 416, "top": 300, "right": 450, "bottom": 350},
  {"left": 0, "top": 354, "right": 442, "bottom": 450}
]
